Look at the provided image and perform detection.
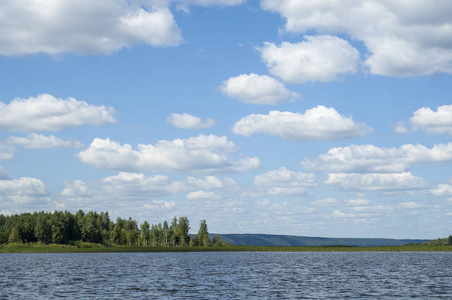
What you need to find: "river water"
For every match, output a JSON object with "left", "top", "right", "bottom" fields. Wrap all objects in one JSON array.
[{"left": 1, "top": 252, "right": 451, "bottom": 299}]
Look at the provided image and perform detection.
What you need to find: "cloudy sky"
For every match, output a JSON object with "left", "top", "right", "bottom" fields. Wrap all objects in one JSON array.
[{"left": 1, "top": 0, "right": 452, "bottom": 239}]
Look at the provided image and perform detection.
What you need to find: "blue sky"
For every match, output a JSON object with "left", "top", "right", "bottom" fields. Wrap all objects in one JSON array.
[{"left": 1, "top": 0, "right": 452, "bottom": 239}]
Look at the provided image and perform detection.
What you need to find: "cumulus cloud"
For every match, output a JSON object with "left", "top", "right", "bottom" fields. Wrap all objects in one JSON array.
[
  {"left": 325, "top": 172, "right": 430, "bottom": 191},
  {"left": 232, "top": 106, "right": 371, "bottom": 141},
  {"left": 0, "top": 0, "right": 183, "bottom": 56},
  {"left": 186, "top": 176, "right": 237, "bottom": 190},
  {"left": 0, "top": 143, "right": 15, "bottom": 160},
  {"left": 0, "top": 177, "right": 49, "bottom": 205},
  {"left": 257, "top": 36, "right": 360, "bottom": 83},
  {"left": 303, "top": 143, "right": 452, "bottom": 173},
  {"left": 7, "top": 133, "right": 84, "bottom": 149},
  {"left": 60, "top": 180, "right": 91, "bottom": 198},
  {"left": 409, "top": 105, "right": 452, "bottom": 135},
  {"left": 346, "top": 199, "right": 370, "bottom": 206},
  {"left": 392, "top": 121, "right": 410, "bottom": 134},
  {"left": 186, "top": 190, "right": 220, "bottom": 200},
  {"left": 260, "top": 0, "right": 452, "bottom": 77},
  {"left": 220, "top": 73, "right": 300, "bottom": 105},
  {"left": 99, "top": 172, "right": 188, "bottom": 197},
  {"left": 62, "top": 172, "right": 236, "bottom": 198},
  {"left": 430, "top": 180, "right": 452, "bottom": 197},
  {"left": 254, "top": 167, "right": 317, "bottom": 187},
  {"left": 167, "top": 113, "right": 214, "bottom": 129},
  {"left": 60, "top": 174, "right": 185, "bottom": 212},
  {"left": 0, "top": 94, "right": 115, "bottom": 132},
  {"left": 248, "top": 167, "right": 317, "bottom": 197},
  {"left": 77, "top": 134, "right": 260, "bottom": 173}
]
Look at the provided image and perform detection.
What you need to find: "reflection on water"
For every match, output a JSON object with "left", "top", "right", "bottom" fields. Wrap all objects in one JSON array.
[{"left": 1, "top": 252, "right": 451, "bottom": 299}]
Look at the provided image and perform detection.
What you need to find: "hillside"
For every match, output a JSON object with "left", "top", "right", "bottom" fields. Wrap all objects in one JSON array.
[{"left": 213, "top": 234, "right": 428, "bottom": 247}]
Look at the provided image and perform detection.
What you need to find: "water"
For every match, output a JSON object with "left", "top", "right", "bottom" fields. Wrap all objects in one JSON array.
[{"left": 0, "top": 252, "right": 451, "bottom": 299}]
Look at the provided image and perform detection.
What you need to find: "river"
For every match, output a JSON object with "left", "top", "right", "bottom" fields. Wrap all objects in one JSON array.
[{"left": 1, "top": 252, "right": 451, "bottom": 299}]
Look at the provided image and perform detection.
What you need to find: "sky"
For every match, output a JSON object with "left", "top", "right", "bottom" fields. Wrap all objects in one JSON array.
[{"left": 1, "top": 0, "right": 452, "bottom": 239}]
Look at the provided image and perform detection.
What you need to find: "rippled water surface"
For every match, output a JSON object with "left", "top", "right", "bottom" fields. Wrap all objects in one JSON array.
[{"left": 1, "top": 252, "right": 451, "bottom": 299}]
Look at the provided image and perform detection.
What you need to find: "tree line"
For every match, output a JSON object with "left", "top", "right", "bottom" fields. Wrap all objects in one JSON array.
[
  {"left": 423, "top": 235, "right": 452, "bottom": 246},
  {"left": 0, "top": 210, "right": 224, "bottom": 247}
]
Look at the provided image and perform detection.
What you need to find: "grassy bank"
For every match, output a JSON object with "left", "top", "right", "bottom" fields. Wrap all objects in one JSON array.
[{"left": 1, "top": 243, "right": 451, "bottom": 253}]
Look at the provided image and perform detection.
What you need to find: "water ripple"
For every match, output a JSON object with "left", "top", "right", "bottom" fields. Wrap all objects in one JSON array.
[{"left": 0, "top": 252, "right": 451, "bottom": 299}]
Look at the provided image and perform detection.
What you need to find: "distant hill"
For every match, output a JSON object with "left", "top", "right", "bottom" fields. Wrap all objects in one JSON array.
[{"left": 211, "top": 234, "right": 428, "bottom": 247}]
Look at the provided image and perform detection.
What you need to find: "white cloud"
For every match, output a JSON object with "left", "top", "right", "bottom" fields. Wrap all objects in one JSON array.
[
  {"left": 77, "top": 134, "right": 260, "bottom": 173},
  {"left": 398, "top": 202, "right": 425, "bottom": 209},
  {"left": 58, "top": 172, "right": 240, "bottom": 216},
  {"left": 0, "top": 94, "right": 115, "bottom": 132},
  {"left": 260, "top": 0, "right": 452, "bottom": 77},
  {"left": 0, "top": 143, "right": 15, "bottom": 160},
  {"left": 0, "top": 0, "right": 183, "bottom": 56},
  {"left": 248, "top": 167, "right": 317, "bottom": 197},
  {"left": 186, "top": 190, "right": 220, "bottom": 200},
  {"left": 167, "top": 113, "right": 214, "bottom": 129},
  {"left": 220, "top": 73, "right": 300, "bottom": 105},
  {"left": 60, "top": 180, "right": 91, "bottom": 197},
  {"left": 352, "top": 205, "right": 394, "bottom": 213},
  {"left": 232, "top": 106, "right": 371, "bottom": 141},
  {"left": 325, "top": 172, "right": 429, "bottom": 191},
  {"left": 61, "top": 172, "right": 236, "bottom": 199},
  {"left": 143, "top": 200, "right": 176, "bottom": 210},
  {"left": 311, "top": 198, "right": 337, "bottom": 206},
  {"left": 99, "top": 172, "right": 188, "bottom": 197},
  {"left": 392, "top": 121, "right": 410, "bottom": 134},
  {"left": 346, "top": 199, "right": 370, "bottom": 206},
  {"left": 431, "top": 181, "right": 452, "bottom": 197},
  {"left": 257, "top": 36, "right": 360, "bottom": 83},
  {"left": 409, "top": 105, "right": 452, "bottom": 135},
  {"left": 7, "top": 133, "right": 84, "bottom": 149},
  {"left": 303, "top": 143, "right": 452, "bottom": 173},
  {"left": 186, "top": 176, "right": 237, "bottom": 190},
  {"left": 254, "top": 167, "right": 317, "bottom": 187},
  {"left": 0, "top": 177, "right": 49, "bottom": 204},
  {"left": 266, "top": 187, "right": 310, "bottom": 197}
]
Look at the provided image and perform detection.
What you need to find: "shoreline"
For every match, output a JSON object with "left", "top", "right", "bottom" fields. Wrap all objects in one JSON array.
[{"left": 1, "top": 244, "right": 451, "bottom": 253}]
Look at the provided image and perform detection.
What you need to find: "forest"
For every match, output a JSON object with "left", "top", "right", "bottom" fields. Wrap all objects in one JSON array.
[{"left": 0, "top": 210, "right": 224, "bottom": 247}]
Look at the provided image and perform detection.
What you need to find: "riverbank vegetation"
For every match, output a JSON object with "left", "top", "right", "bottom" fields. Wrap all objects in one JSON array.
[
  {"left": 423, "top": 235, "right": 452, "bottom": 246},
  {"left": 0, "top": 210, "right": 224, "bottom": 248},
  {"left": 1, "top": 243, "right": 451, "bottom": 253},
  {"left": 1, "top": 210, "right": 451, "bottom": 253}
]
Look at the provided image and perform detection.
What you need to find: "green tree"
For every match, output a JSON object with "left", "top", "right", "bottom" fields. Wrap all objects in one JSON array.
[
  {"left": 169, "top": 217, "right": 178, "bottom": 247},
  {"left": 51, "top": 211, "right": 67, "bottom": 244},
  {"left": 111, "top": 218, "right": 123, "bottom": 245},
  {"left": 140, "top": 221, "right": 150, "bottom": 246},
  {"left": 162, "top": 221, "right": 169, "bottom": 247},
  {"left": 34, "top": 212, "right": 51, "bottom": 244},
  {"left": 212, "top": 234, "right": 222, "bottom": 247},
  {"left": 128, "top": 229, "right": 140, "bottom": 246},
  {"left": 175, "top": 217, "right": 190, "bottom": 246},
  {"left": 196, "top": 220, "right": 210, "bottom": 246},
  {"left": 8, "top": 227, "right": 21, "bottom": 244}
]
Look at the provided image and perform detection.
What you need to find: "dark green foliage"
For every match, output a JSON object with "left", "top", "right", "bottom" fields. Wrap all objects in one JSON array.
[
  {"left": 423, "top": 235, "right": 452, "bottom": 246},
  {"left": 8, "top": 227, "right": 21, "bottom": 244},
  {"left": 0, "top": 211, "right": 218, "bottom": 249},
  {"left": 196, "top": 220, "right": 210, "bottom": 246}
]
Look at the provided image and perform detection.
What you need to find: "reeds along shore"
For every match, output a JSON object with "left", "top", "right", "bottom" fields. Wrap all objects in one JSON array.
[{"left": 1, "top": 243, "right": 451, "bottom": 253}]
